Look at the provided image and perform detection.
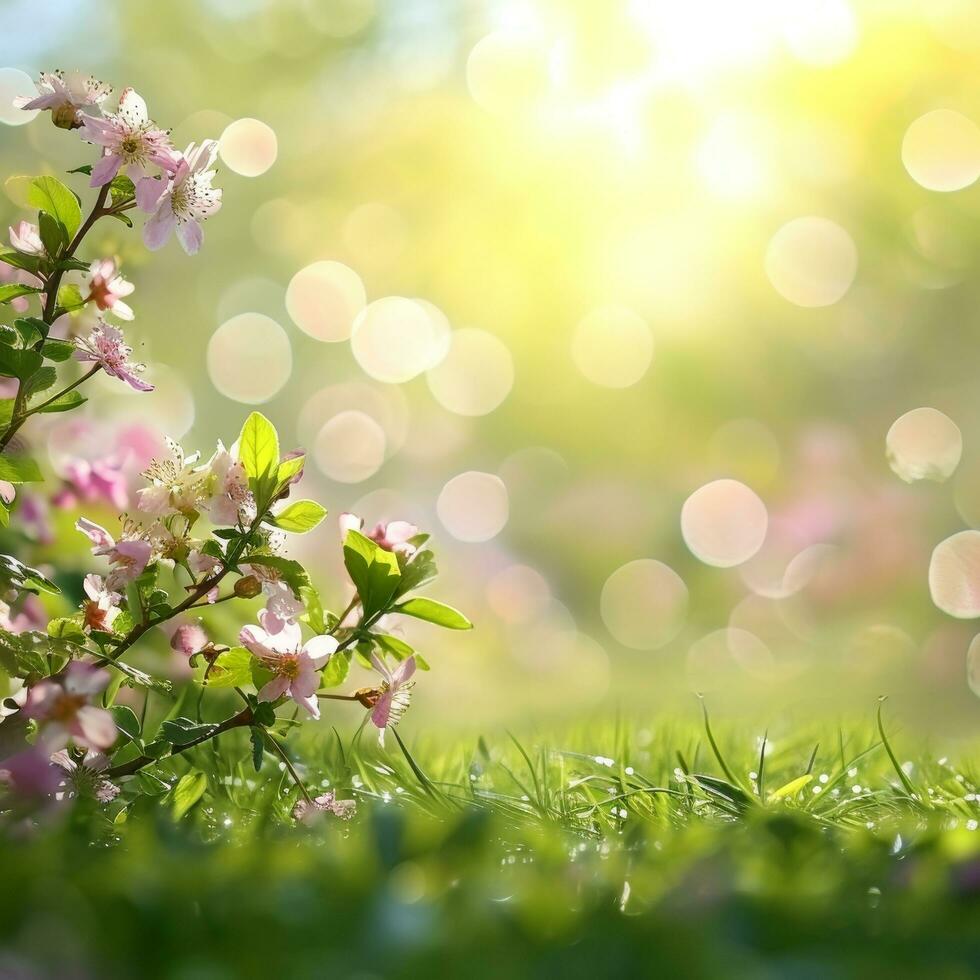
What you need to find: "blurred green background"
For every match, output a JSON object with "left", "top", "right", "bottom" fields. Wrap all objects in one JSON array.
[{"left": 3, "top": 0, "right": 980, "bottom": 737}]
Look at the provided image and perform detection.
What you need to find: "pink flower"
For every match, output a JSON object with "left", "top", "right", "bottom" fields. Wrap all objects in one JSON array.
[
  {"left": 81, "top": 574, "right": 121, "bottom": 633},
  {"left": 0, "top": 746, "right": 61, "bottom": 799},
  {"left": 0, "top": 594, "right": 46, "bottom": 635},
  {"left": 203, "top": 443, "right": 252, "bottom": 526},
  {"left": 259, "top": 582, "right": 304, "bottom": 635},
  {"left": 75, "top": 516, "right": 152, "bottom": 588},
  {"left": 368, "top": 654, "right": 416, "bottom": 746},
  {"left": 238, "top": 620, "right": 337, "bottom": 719},
  {"left": 17, "top": 492, "right": 53, "bottom": 546},
  {"left": 142, "top": 140, "right": 222, "bottom": 255},
  {"left": 136, "top": 440, "right": 205, "bottom": 516},
  {"left": 339, "top": 513, "right": 419, "bottom": 559},
  {"left": 14, "top": 70, "right": 111, "bottom": 129},
  {"left": 292, "top": 791, "right": 356, "bottom": 823},
  {"left": 170, "top": 622, "right": 209, "bottom": 656},
  {"left": 74, "top": 320, "right": 153, "bottom": 392},
  {"left": 23, "top": 662, "right": 117, "bottom": 751},
  {"left": 50, "top": 749, "right": 119, "bottom": 803},
  {"left": 9, "top": 221, "right": 44, "bottom": 255},
  {"left": 52, "top": 456, "right": 129, "bottom": 511},
  {"left": 80, "top": 88, "right": 178, "bottom": 188},
  {"left": 85, "top": 259, "right": 134, "bottom": 320}
]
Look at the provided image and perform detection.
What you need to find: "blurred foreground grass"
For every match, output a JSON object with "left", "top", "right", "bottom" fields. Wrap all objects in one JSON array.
[{"left": 2, "top": 708, "right": 979, "bottom": 978}]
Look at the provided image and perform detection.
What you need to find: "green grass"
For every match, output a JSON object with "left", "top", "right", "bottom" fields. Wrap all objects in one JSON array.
[{"left": 2, "top": 705, "right": 979, "bottom": 979}]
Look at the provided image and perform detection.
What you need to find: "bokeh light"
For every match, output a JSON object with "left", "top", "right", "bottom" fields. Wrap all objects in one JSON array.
[
  {"left": 902, "top": 110, "right": 980, "bottom": 192},
  {"left": 437, "top": 472, "right": 509, "bottom": 542},
  {"left": 466, "top": 31, "right": 551, "bottom": 117},
  {"left": 426, "top": 328, "right": 514, "bottom": 416},
  {"left": 207, "top": 313, "right": 292, "bottom": 404},
  {"left": 571, "top": 306, "right": 654, "bottom": 388},
  {"left": 350, "top": 297, "right": 440, "bottom": 383},
  {"left": 313, "top": 409, "right": 387, "bottom": 483},
  {"left": 682, "top": 479, "right": 768, "bottom": 568},
  {"left": 886, "top": 407, "right": 962, "bottom": 483},
  {"left": 286, "top": 261, "right": 366, "bottom": 342},
  {"left": 765, "top": 217, "right": 858, "bottom": 307},
  {"left": 219, "top": 118, "right": 278, "bottom": 177},
  {"left": 929, "top": 531, "right": 980, "bottom": 618},
  {"left": 968, "top": 634, "right": 980, "bottom": 697},
  {"left": 600, "top": 559, "right": 688, "bottom": 650},
  {"left": 0, "top": 68, "right": 37, "bottom": 126},
  {"left": 486, "top": 564, "right": 551, "bottom": 626}
]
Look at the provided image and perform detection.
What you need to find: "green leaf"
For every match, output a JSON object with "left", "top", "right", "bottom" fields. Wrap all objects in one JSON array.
[
  {"left": 0, "top": 553, "right": 59, "bottom": 594},
  {"left": 320, "top": 648, "right": 353, "bottom": 688},
  {"left": 394, "top": 549, "right": 438, "bottom": 599},
  {"left": 23, "top": 366, "right": 57, "bottom": 399},
  {"left": 0, "top": 456, "right": 43, "bottom": 483},
  {"left": 160, "top": 717, "right": 218, "bottom": 746},
  {"left": 109, "top": 705, "right": 142, "bottom": 743},
  {"left": 172, "top": 770, "right": 207, "bottom": 820},
  {"left": 34, "top": 390, "right": 86, "bottom": 414},
  {"left": 343, "top": 529, "right": 402, "bottom": 619},
  {"left": 37, "top": 211, "right": 67, "bottom": 256},
  {"left": 205, "top": 647, "right": 253, "bottom": 689},
  {"left": 300, "top": 585, "right": 325, "bottom": 634},
  {"left": 769, "top": 774, "right": 813, "bottom": 802},
  {"left": 27, "top": 175, "right": 81, "bottom": 239},
  {"left": 395, "top": 597, "right": 472, "bottom": 630},
  {"left": 239, "top": 411, "right": 279, "bottom": 484},
  {"left": 276, "top": 453, "right": 305, "bottom": 486},
  {"left": 272, "top": 500, "right": 327, "bottom": 534},
  {"left": 0, "top": 246, "right": 42, "bottom": 275},
  {"left": 374, "top": 633, "right": 415, "bottom": 661},
  {"left": 0, "top": 400, "right": 13, "bottom": 429},
  {"left": 243, "top": 554, "right": 311, "bottom": 597},
  {"left": 13, "top": 317, "right": 46, "bottom": 347},
  {"left": 249, "top": 728, "right": 265, "bottom": 772},
  {"left": 108, "top": 211, "right": 133, "bottom": 229},
  {"left": 0, "top": 283, "right": 42, "bottom": 306},
  {"left": 41, "top": 339, "right": 74, "bottom": 362},
  {"left": 109, "top": 173, "right": 135, "bottom": 206},
  {"left": 46, "top": 617, "right": 86, "bottom": 643},
  {"left": 0, "top": 345, "right": 42, "bottom": 380},
  {"left": 56, "top": 283, "right": 86, "bottom": 313}
]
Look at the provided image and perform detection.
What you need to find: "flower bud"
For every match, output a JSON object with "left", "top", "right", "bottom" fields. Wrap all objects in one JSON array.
[
  {"left": 234, "top": 575, "right": 262, "bottom": 599},
  {"left": 51, "top": 103, "right": 82, "bottom": 130}
]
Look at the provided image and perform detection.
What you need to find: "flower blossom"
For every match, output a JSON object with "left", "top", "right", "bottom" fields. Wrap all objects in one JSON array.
[
  {"left": 80, "top": 87, "right": 178, "bottom": 188},
  {"left": 292, "top": 791, "right": 356, "bottom": 823},
  {"left": 14, "top": 70, "right": 111, "bottom": 129},
  {"left": 50, "top": 748, "right": 119, "bottom": 803},
  {"left": 75, "top": 320, "right": 153, "bottom": 392},
  {"left": 339, "top": 513, "right": 419, "bottom": 560},
  {"left": 0, "top": 594, "right": 46, "bottom": 635},
  {"left": 75, "top": 516, "right": 151, "bottom": 588},
  {"left": 16, "top": 492, "right": 53, "bottom": 546},
  {"left": 9, "top": 221, "right": 44, "bottom": 255},
  {"left": 366, "top": 654, "right": 416, "bottom": 746},
  {"left": 85, "top": 259, "right": 135, "bottom": 320},
  {"left": 81, "top": 574, "right": 121, "bottom": 633},
  {"left": 202, "top": 443, "right": 251, "bottom": 526},
  {"left": 52, "top": 455, "right": 129, "bottom": 511},
  {"left": 137, "top": 440, "right": 205, "bottom": 516},
  {"left": 238, "top": 619, "right": 337, "bottom": 719},
  {"left": 170, "top": 622, "right": 209, "bottom": 656},
  {"left": 23, "top": 662, "right": 116, "bottom": 751},
  {"left": 142, "top": 140, "right": 222, "bottom": 255}
]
